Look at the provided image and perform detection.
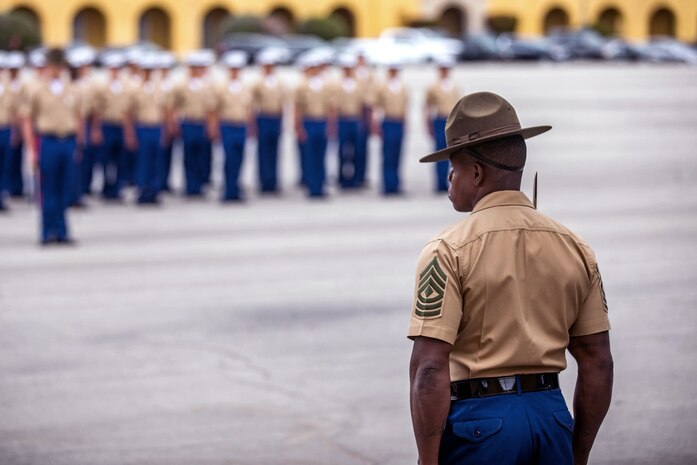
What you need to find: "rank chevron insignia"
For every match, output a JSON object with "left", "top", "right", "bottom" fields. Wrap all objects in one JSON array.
[{"left": 415, "top": 257, "right": 448, "bottom": 318}]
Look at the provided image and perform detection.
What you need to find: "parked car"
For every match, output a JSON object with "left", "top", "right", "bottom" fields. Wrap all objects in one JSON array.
[
  {"left": 601, "top": 38, "right": 647, "bottom": 61},
  {"left": 497, "top": 34, "right": 569, "bottom": 61},
  {"left": 379, "top": 27, "right": 463, "bottom": 62},
  {"left": 460, "top": 34, "right": 501, "bottom": 61},
  {"left": 547, "top": 28, "right": 606, "bottom": 60},
  {"left": 279, "top": 35, "right": 327, "bottom": 62},
  {"left": 639, "top": 37, "right": 697, "bottom": 64},
  {"left": 217, "top": 34, "right": 288, "bottom": 63}
]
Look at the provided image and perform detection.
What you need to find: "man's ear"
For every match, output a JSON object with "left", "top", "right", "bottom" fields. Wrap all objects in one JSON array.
[{"left": 472, "top": 162, "right": 485, "bottom": 186}]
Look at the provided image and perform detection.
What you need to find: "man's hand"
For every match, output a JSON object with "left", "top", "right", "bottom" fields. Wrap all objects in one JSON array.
[
  {"left": 410, "top": 336, "right": 452, "bottom": 465},
  {"left": 568, "top": 331, "right": 613, "bottom": 465}
]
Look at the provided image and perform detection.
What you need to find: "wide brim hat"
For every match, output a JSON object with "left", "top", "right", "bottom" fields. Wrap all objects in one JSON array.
[{"left": 420, "top": 92, "right": 551, "bottom": 163}]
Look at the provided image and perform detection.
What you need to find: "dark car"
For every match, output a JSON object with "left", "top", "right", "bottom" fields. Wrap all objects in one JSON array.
[
  {"left": 459, "top": 34, "right": 501, "bottom": 61},
  {"left": 216, "top": 34, "right": 288, "bottom": 63},
  {"left": 279, "top": 34, "right": 327, "bottom": 61},
  {"left": 547, "top": 28, "right": 606, "bottom": 60},
  {"left": 496, "top": 34, "right": 569, "bottom": 61},
  {"left": 638, "top": 37, "right": 697, "bottom": 64},
  {"left": 601, "top": 38, "right": 647, "bottom": 61}
]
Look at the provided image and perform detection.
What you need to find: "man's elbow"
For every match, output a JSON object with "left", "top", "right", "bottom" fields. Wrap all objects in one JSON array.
[{"left": 411, "top": 361, "right": 449, "bottom": 394}]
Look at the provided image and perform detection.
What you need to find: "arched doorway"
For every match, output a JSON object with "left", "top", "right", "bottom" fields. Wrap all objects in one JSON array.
[
  {"left": 73, "top": 7, "right": 107, "bottom": 47},
  {"left": 10, "top": 6, "right": 41, "bottom": 33},
  {"left": 268, "top": 6, "right": 296, "bottom": 33},
  {"left": 649, "top": 7, "right": 676, "bottom": 37},
  {"left": 597, "top": 8, "right": 623, "bottom": 36},
  {"left": 139, "top": 7, "right": 171, "bottom": 49},
  {"left": 543, "top": 7, "right": 570, "bottom": 34},
  {"left": 330, "top": 7, "right": 356, "bottom": 37},
  {"left": 438, "top": 5, "right": 467, "bottom": 37},
  {"left": 203, "top": 7, "right": 230, "bottom": 48}
]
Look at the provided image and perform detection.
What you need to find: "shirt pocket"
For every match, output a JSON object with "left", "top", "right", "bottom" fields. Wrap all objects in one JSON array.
[{"left": 451, "top": 418, "right": 503, "bottom": 443}]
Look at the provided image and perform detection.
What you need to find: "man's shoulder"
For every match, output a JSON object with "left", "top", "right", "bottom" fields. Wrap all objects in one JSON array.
[{"left": 431, "top": 207, "right": 594, "bottom": 255}]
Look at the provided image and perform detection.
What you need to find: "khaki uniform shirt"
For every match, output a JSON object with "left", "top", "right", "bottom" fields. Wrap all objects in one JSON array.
[
  {"left": 426, "top": 79, "right": 461, "bottom": 118},
  {"left": 294, "top": 76, "right": 333, "bottom": 119},
  {"left": 20, "top": 78, "right": 82, "bottom": 136},
  {"left": 215, "top": 79, "right": 251, "bottom": 124},
  {"left": 375, "top": 79, "right": 408, "bottom": 120},
  {"left": 332, "top": 77, "right": 365, "bottom": 118},
  {"left": 172, "top": 77, "right": 215, "bottom": 122},
  {"left": 251, "top": 75, "right": 284, "bottom": 116},
  {"left": 96, "top": 77, "right": 132, "bottom": 124},
  {"left": 355, "top": 66, "right": 375, "bottom": 108},
  {"left": 74, "top": 76, "right": 99, "bottom": 119},
  {"left": 0, "top": 75, "right": 13, "bottom": 126},
  {"left": 407, "top": 191, "right": 611, "bottom": 381},
  {"left": 127, "top": 79, "right": 171, "bottom": 125}
]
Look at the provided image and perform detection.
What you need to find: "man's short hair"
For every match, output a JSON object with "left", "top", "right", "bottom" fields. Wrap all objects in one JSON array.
[
  {"left": 45, "top": 48, "right": 65, "bottom": 66},
  {"left": 474, "top": 135, "right": 527, "bottom": 171}
]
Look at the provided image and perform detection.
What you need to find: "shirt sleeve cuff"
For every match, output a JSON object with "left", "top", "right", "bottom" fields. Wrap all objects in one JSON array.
[
  {"left": 407, "top": 323, "right": 457, "bottom": 345},
  {"left": 569, "top": 318, "right": 611, "bottom": 337}
]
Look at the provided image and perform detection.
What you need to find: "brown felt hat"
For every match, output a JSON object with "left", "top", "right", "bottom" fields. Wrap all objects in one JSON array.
[{"left": 420, "top": 92, "right": 551, "bottom": 163}]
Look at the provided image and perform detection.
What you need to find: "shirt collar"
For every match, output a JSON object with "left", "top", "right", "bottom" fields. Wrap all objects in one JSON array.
[{"left": 472, "top": 190, "right": 534, "bottom": 214}]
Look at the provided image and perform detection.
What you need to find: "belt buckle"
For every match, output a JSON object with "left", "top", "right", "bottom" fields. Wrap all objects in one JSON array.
[{"left": 498, "top": 376, "right": 516, "bottom": 392}]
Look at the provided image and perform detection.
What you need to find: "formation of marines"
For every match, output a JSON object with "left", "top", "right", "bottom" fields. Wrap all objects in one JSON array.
[{"left": 0, "top": 46, "right": 460, "bottom": 244}]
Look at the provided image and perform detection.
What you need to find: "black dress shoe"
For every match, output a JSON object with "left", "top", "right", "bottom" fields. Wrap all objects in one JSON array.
[{"left": 56, "top": 237, "right": 77, "bottom": 246}]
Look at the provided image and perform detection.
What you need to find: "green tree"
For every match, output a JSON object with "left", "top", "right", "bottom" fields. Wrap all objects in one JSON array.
[
  {"left": 298, "top": 17, "right": 347, "bottom": 41},
  {"left": 0, "top": 12, "right": 41, "bottom": 50}
]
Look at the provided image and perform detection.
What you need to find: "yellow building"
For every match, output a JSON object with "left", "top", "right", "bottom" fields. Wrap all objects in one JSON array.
[{"left": 0, "top": 0, "right": 695, "bottom": 54}]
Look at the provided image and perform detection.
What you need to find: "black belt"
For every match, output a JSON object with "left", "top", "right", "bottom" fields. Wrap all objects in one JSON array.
[{"left": 450, "top": 373, "right": 559, "bottom": 400}]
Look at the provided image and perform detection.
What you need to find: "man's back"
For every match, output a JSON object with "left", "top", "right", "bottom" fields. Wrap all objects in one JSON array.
[{"left": 411, "top": 190, "right": 610, "bottom": 380}]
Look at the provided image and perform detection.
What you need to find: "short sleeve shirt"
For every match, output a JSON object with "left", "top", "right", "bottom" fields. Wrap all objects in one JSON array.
[{"left": 407, "top": 190, "right": 611, "bottom": 381}]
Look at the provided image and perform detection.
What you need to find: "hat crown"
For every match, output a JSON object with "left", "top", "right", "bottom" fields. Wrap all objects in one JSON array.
[{"left": 445, "top": 92, "right": 522, "bottom": 146}]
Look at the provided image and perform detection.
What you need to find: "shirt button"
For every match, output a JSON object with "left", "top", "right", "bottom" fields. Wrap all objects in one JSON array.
[{"left": 474, "top": 428, "right": 481, "bottom": 438}]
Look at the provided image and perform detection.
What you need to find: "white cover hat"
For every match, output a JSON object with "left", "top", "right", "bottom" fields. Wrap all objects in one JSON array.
[
  {"left": 222, "top": 50, "right": 248, "bottom": 69},
  {"left": 185, "top": 49, "right": 215, "bottom": 67}
]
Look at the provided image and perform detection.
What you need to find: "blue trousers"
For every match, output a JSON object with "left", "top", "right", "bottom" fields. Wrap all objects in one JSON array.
[
  {"left": 66, "top": 143, "right": 82, "bottom": 206},
  {"left": 433, "top": 117, "right": 450, "bottom": 192},
  {"left": 4, "top": 137, "right": 24, "bottom": 197},
  {"left": 0, "top": 127, "right": 10, "bottom": 207},
  {"left": 303, "top": 119, "right": 327, "bottom": 197},
  {"left": 220, "top": 123, "right": 246, "bottom": 201},
  {"left": 101, "top": 124, "right": 125, "bottom": 199},
  {"left": 158, "top": 140, "right": 173, "bottom": 192},
  {"left": 39, "top": 135, "right": 75, "bottom": 241},
  {"left": 81, "top": 121, "right": 100, "bottom": 195},
  {"left": 381, "top": 119, "right": 404, "bottom": 194},
  {"left": 440, "top": 388, "right": 573, "bottom": 465},
  {"left": 355, "top": 107, "right": 371, "bottom": 187},
  {"left": 256, "top": 115, "right": 281, "bottom": 192},
  {"left": 136, "top": 126, "right": 162, "bottom": 203},
  {"left": 338, "top": 118, "right": 359, "bottom": 188},
  {"left": 181, "top": 121, "right": 208, "bottom": 196}
]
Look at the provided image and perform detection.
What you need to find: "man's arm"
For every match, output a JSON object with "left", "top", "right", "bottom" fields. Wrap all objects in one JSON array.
[
  {"left": 568, "top": 331, "right": 613, "bottom": 465},
  {"left": 410, "top": 336, "right": 452, "bottom": 465}
]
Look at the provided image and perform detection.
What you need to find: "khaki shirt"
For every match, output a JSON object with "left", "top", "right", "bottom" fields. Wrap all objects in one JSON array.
[
  {"left": 251, "top": 75, "right": 284, "bottom": 116},
  {"left": 294, "top": 76, "right": 333, "bottom": 119},
  {"left": 95, "top": 77, "right": 132, "bottom": 124},
  {"left": 331, "top": 77, "right": 366, "bottom": 118},
  {"left": 127, "top": 80, "right": 171, "bottom": 125},
  {"left": 20, "top": 78, "right": 82, "bottom": 136},
  {"left": 407, "top": 191, "right": 611, "bottom": 381},
  {"left": 74, "top": 76, "right": 99, "bottom": 118},
  {"left": 215, "top": 79, "right": 251, "bottom": 124},
  {"left": 375, "top": 79, "right": 408, "bottom": 120},
  {"left": 426, "top": 79, "right": 461, "bottom": 118},
  {"left": 0, "top": 76, "right": 13, "bottom": 126},
  {"left": 172, "top": 77, "right": 215, "bottom": 122},
  {"left": 355, "top": 66, "right": 376, "bottom": 108}
]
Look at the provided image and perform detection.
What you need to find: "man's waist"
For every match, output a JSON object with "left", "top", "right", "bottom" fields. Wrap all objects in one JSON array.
[{"left": 450, "top": 373, "right": 559, "bottom": 400}]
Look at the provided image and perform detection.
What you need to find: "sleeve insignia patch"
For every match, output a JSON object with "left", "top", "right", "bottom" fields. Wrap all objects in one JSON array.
[
  {"left": 415, "top": 257, "right": 448, "bottom": 318},
  {"left": 596, "top": 264, "right": 608, "bottom": 313}
]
